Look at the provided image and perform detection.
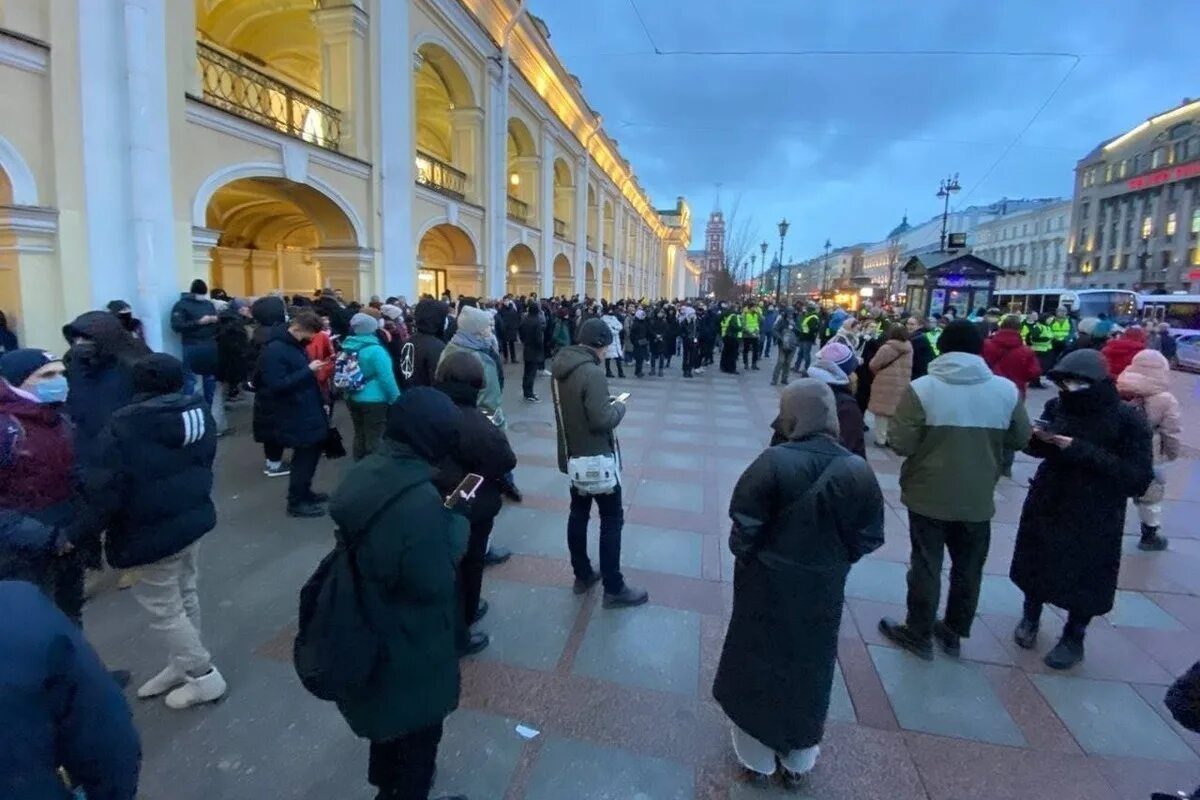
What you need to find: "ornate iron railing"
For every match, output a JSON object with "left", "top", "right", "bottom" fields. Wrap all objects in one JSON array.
[
  {"left": 507, "top": 195, "right": 529, "bottom": 222},
  {"left": 196, "top": 41, "right": 342, "bottom": 151},
  {"left": 415, "top": 151, "right": 467, "bottom": 200},
  {"left": 602, "top": 243, "right": 610, "bottom": 257},
  {"left": 554, "top": 218, "right": 567, "bottom": 239}
]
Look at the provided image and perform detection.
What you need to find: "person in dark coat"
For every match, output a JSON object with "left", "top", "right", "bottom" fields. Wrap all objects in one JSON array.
[
  {"left": 662, "top": 306, "right": 680, "bottom": 369},
  {"left": 315, "top": 288, "right": 352, "bottom": 338},
  {"left": 434, "top": 352, "right": 518, "bottom": 656},
  {"left": 75, "top": 353, "right": 226, "bottom": 708},
  {"left": 714, "top": 379, "right": 884, "bottom": 782},
  {"left": 498, "top": 299, "right": 520, "bottom": 364},
  {"left": 107, "top": 300, "right": 146, "bottom": 341},
  {"left": 0, "top": 579, "right": 141, "bottom": 800},
  {"left": 648, "top": 308, "right": 669, "bottom": 377},
  {"left": 328, "top": 388, "right": 469, "bottom": 800},
  {"left": 803, "top": 356, "right": 867, "bottom": 457},
  {"left": 906, "top": 316, "right": 936, "bottom": 379},
  {"left": 253, "top": 310, "right": 329, "bottom": 518},
  {"left": 855, "top": 324, "right": 884, "bottom": 413},
  {"left": 518, "top": 303, "right": 546, "bottom": 402},
  {"left": 1009, "top": 349, "right": 1154, "bottom": 670},
  {"left": 0, "top": 309, "right": 17, "bottom": 353},
  {"left": 400, "top": 299, "right": 448, "bottom": 390},
  {"left": 169, "top": 279, "right": 220, "bottom": 402},
  {"left": 629, "top": 309, "right": 651, "bottom": 378}
]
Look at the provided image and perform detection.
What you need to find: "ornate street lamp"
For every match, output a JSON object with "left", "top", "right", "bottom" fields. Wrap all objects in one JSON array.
[
  {"left": 937, "top": 172, "right": 961, "bottom": 252},
  {"left": 749, "top": 253, "right": 757, "bottom": 294},
  {"left": 775, "top": 220, "right": 790, "bottom": 305},
  {"left": 821, "top": 238, "right": 832, "bottom": 299},
  {"left": 760, "top": 241, "right": 768, "bottom": 293}
]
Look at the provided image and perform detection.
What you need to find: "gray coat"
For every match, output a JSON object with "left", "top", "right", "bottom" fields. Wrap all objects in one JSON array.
[{"left": 550, "top": 345, "right": 625, "bottom": 473}]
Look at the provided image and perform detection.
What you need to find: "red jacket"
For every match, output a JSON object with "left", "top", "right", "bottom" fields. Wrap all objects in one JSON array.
[
  {"left": 305, "top": 331, "right": 336, "bottom": 402},
  {"left": 0, "top": 382, "right": 75, "bottom": 512},
  {"left": 1102, "top": 331, "right": 1147, "bottom": 379},
  {"left": 982, "top": 329, "right": 1040, "bottom": 399}
]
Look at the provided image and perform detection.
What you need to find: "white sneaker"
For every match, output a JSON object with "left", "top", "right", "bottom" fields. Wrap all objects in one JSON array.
[
  {"left": 164, "top": 667, "right": 227, "bottom": 709},
  {"left": 780, "top": 744, "right": 820, "bottom": 777},
  {"left": 538, "top": 369, "right": 552, "bottom": 377},
  {"left": 137, "top": 663, "right": 187, "bottom": 699}
]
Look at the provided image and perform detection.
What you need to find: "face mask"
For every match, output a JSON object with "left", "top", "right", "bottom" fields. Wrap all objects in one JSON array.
[
  {"left": 33, "top": 375, "right": 69, "bottom": 404},
  {"left": 1060, "top": 379, "right": 1090, "bottom": 393}
]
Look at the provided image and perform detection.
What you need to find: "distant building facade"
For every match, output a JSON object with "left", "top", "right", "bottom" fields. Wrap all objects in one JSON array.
[
  {"left": 1067, "top": 98, "right": 1200, "bottom": 293},
  {"left": 973, "top": 200, "right": 1072, "bottom": 290},
  {"left": 700, "top": 210, "right": 726, "bottom": 294}
]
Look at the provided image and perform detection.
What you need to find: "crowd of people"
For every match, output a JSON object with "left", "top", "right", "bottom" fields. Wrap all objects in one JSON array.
[{"left": 0, "top": 279, "right": 1196, "bottom": 800}]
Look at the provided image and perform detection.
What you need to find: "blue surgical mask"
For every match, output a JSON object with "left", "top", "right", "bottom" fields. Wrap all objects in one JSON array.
[{"left": 33, "top": 375, "right": 69, "bottom": 404}]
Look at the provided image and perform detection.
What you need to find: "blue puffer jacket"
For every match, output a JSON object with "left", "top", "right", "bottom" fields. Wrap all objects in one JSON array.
[
  {"left": 253, "top": 325, "right": 327, "bottom": 447},
  {"left": 170, "top": 292, "right": 219, "bottom": 375},
  {"left": 341, "top": 334, "right": 401, "bottom": 405},
  {"left": 0, "top": 580, "right": 141, "bottom": 799},
  {"left": 77, "top": 392, "right": 217, "bottom": 568}
]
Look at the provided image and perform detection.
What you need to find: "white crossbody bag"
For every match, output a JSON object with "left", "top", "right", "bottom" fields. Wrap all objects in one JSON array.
[{"left": 551, "top": 377, "right": 620, "bottom": 495}]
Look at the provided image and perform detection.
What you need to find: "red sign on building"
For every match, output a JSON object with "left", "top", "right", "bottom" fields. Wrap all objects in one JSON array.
[{"left": 1127, "top": 161, "right": 1200, "bottom": 191}]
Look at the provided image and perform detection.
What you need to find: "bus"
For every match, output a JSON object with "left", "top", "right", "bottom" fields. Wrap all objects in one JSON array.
[
  {"left": 1137, "top": 294, "right": 1200, "bottom": 334},
  {"left": 992, "top": 288, "right": 1138, "bottom": 323}
]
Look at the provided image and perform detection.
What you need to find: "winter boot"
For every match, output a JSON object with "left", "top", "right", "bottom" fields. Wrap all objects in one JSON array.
[
  {"left": 1044, "top": 632, "right": 1085, "bottom": 670},
  {"left": 1139, "top": 523, "right": 1169, "bottom": 552},
  {"left": 657, "top": 366, "right": 664, "bottom": 377},
  {"left": 1013, "top": 617, "right": 1040, "bottom": 650}
]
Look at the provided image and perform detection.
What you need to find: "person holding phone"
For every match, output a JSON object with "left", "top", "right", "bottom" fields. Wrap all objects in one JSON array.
[
  {"left": 1009, "top": 348, "right": 1154, "bottom": 670},
  {"left": 433, "top": 352, "right": 518, "bottom": 657}
]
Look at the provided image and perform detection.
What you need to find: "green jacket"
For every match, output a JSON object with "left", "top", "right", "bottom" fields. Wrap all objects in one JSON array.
[
  {"left": 890, "top": 352, "right": 1031, "bottom": 522},
  {"left": 341, "top": 334, "right": 401, "bottom": 404},
  {"left": 329, "top": 441, "right": 468, "bottom": 741},
  {"left": 550, "top": 345, "right": 625, "bottom": 473},
  {"left": 439, "top": 338, "right": 504, "bottom": 428},
  {"left": 740, "top": 309, "right": 762, "bottom": 336}
]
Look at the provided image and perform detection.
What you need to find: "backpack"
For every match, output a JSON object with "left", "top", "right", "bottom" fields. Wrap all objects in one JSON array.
[
  {"left": 332, "top": 349, "right": 366, "bottom": 392},
  {"left": 293, "top": 489, "right": 411, "bottom": 702}
]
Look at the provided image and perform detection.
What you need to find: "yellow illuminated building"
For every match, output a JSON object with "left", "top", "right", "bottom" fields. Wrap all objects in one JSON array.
[{"left": 0, "top": 0, "right": 698, "bottom": 351}]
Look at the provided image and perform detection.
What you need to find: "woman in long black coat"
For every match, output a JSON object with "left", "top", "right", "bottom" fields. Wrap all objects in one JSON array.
[
  {"left": 713, "top": 379, "right": 884, "bottom": 782},
  {"left": 1009, "top": 349, "right": 1153, "bottom": 670}
]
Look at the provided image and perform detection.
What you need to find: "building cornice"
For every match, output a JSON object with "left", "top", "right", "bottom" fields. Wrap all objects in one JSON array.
[
  {"left": 0, "top": 28, "right": 49, "bottom": 75},
  {"left": 0, "top": 204, "right": 58, "bottom": 253}
]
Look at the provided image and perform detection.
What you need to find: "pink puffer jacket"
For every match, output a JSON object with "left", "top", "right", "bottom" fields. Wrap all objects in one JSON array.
[{"left": 1117, "top": 350, "right": 1182, "bottom": 463}]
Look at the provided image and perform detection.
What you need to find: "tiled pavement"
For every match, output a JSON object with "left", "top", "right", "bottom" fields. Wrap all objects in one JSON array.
[{"left": 82, "top": 357, "right": 1200, "bottom": 799}]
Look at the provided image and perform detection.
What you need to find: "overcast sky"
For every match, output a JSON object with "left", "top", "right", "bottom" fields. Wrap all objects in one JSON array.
[{"left": 529, "top": 0, "right": 1200, "bottom": 260}]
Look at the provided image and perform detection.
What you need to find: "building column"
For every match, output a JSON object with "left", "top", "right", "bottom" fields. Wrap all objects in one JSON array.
[
  {"left": 612, "top": 205, "right": 624, "bottom": 299},
  {"left": 315, "top": 247, "right": 374, "bottom": 300},
  {"left": 371, "top": 3, "right": 413, "bottom": 299},
  {"left": 573, "top": 162, "right": 588, "bottom": 297},
  {"left": 538, "top": 128, "right": 555, "bottom": 297},
  {"left": 312, "top": 1, "right": 369, "bottom": 158},
  {"left": 191, "top": 225, "right": 220, "bottom": 286}
]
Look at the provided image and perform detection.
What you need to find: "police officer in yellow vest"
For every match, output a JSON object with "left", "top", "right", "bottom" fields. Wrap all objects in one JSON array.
[
  {"left": 738, "top": 301, "right": 763, "bottom": 371},
  {"left": 1023, "top": 311, "right": 1053, "bottom": 387},
  {"left": 1048, "top": 307, "right": 1072, "bottom": 365}
]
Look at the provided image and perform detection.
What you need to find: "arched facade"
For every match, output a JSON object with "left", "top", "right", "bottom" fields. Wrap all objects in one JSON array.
[
  {"left": 552, "top": 253, "right": 573, "bottom": 297},
  {"left": 505, "top": 243, "right": 537, "bottom": 297},
  {"left": 418, "top": 222, "right": 479, "bottom": 299}
]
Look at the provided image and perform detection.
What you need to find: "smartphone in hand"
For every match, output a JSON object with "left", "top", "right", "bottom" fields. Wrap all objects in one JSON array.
[
  {"left": 444, "top": 473, "right": 485, "bottom": 510},
  {"left": 612, "top": 392, "right": 630, "bottom": 404}
]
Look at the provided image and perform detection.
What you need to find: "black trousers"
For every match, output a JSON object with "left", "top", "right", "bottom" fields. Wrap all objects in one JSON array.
[
  {"left": 288, "top": 443, "right": 322, "bottom": 507},
  {"left": 263, "top": 441, "right": 285, "bottom": 462},
  {"left": 501, "top": 339, "right": 517, "bottom": 362},
  {"left": 700, "top": 335, "right": 715, "bottom": 365},
  {"left": 742, "top": 336, "right": 759, "bottom": 368},
  {"left": 522, "top": 356, "right": 540, "bottom": 398},
  {"left": 49, "top": 553, "right": 85, "bottom": 626},
  {"left": 719, "top": 338, "right": 740, "bottom": 373},
  {"left": 605, "top": 358, "right": 625, "bottom": 378},
  {"left": 459, "top": 516, "right": 494, "bottom": 632},
  {"left": 368, "top": 722, "right": 444, "bottom": 800},
  {"left": 682, "top": 340, "right": 699, "bottom": 376},
  {"left": 905, "top": 511, "right": 991, "bottom": 639},
  {"left": 1022, "top": 596, "right": 1094, "bottom": 640}
]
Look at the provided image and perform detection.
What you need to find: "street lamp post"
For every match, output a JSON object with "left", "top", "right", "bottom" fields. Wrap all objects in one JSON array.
[
  {"left": 760, "top": 241, "right": 768, "bottom": 294},
  {"left": 749, "top": 253, "right": 757, "bottom": 294},
  {"left": 821, "top": 238, "right": 832, "bottom": 299},
  {"left": 937, "top": 172, "right": 961, "bottom": 252},
  {"left": 775, "top": 220, "right": 789, "bottom": 305}
]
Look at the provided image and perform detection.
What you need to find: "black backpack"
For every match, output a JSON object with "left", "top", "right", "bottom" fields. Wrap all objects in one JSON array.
[{"left": 293, "top": 489, "right": 411, "bottom": 702}]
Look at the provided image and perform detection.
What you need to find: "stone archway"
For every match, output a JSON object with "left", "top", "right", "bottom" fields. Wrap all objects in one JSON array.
[
  {"left": 552, "top": 253, "right": 573, "bottom": 298},
  {"left": 505, "top": 243, "right": 537, "bottom": 297},
  {"left": 418, "top": 223, "right": 479, "bottom": 300}
]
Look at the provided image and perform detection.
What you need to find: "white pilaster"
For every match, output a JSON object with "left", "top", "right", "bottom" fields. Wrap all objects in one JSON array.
[
  {"left": 538, "top": 127, "right": 555, "bottom": 297},
  {"left": 612, "top": 204, "right": 624, "bottom": 299},
  {"left": 573, "top": 161, "right": 588, "bottom": 297},
  {"left": 312, "top": 1, "right": 369, "bottom": 158},
  {"left": 484, "top": 62, "right": 505, "bottom": 298},
  {"left": 373, "top": 0, "right": 414, "bottom": 298}
]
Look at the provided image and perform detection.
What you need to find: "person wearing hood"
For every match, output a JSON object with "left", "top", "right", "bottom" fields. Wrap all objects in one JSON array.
[
  {"left": 629, "top": 308, "right": 651, "bottom": 378},
  {"left": 867, "top": 324, "right": 913, "bottom": 447},
  {"left": 800, "top": 344, "right": 865, "bottom": 457},
  {"left": 518, "top": 302, "right": 546, "bottom": 402},
  {"left": 433, "top": 352, "right": 518, "bottom": 657},
  {"left": 327, "top": 389, "right": 470, "bottom": 800},
  {"left": 714, "top": 379, "right": 884, "bottom": 783},
  {"left": 662, "top": 305, "right": 681, "bottom": 370},
  {"left": 981, "top": 315, "right": 1041, "bottom": 476},
  {"left": 1009, "top": 349, "right": 1154, "bottom": 670},
  {"left": 253, "top": 310, "right": 330, "bottom": 517},
  {"left": 315, "top": 287, "right": 352, "bottom": 338},
  {"left": 75, "top": 353, "right": 226, "bottom": 708},
  {"left": 878, "top": 321, "right": 1031, "bottom": 661},
  {"left": 497, "top": 298, "right": 520, "bottom": 364},
  {"left": 170, "top": 279, "right": 220, "bottom": 403},
  {"left": 0, "top": 349, "right": 79, "bottom": 615},
  {"left": 0, "top": 309, "right": 16, "bottom": 353},
  {"left": 401, "top": 299, "right": 449, "bottom": 390},
  {"left": 342, "top": 313, "right": 401, "bottom": 461},
  {"left": 212, "top": 299, "right": 253, "bottom": 436},
  {"left": 600, "top": 307, "right": 626, "bottom": 379},
  {"left": 906, "top": 316, "right": 936, "bottom": 379},
  {"left": 1117, "top": 350, "right": 1181, "bottom": 552},
  {"left": 439, "top": 306, "right": 505, "bottom": 429},
  {"left": 718, "top": 307, "right": 742, "bottom": 375},
  {"left": 550, "top": 318, "right": 647, "bottom": 609},
  {"left": 107, "top": 300, "right": 146, "bottom": 341},
  {"left": 648, "top": 307, "right": 669, "bottom": 377},
  {"left": 1101, "top": 325, "right": 1147, "bottom": 378}
]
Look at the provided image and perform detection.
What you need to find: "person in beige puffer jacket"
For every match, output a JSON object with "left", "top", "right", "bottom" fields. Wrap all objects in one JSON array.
[{"left": 1117, "top": 349, "right": 1182, "bottom": 551}]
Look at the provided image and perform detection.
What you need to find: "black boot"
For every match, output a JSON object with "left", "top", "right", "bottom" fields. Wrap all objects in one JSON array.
[
  {"left": 1013, "top": 617, "right": 1039, "bottom": 650},
  {"left": 1139, "top": 523, "right": 1169, "bottom": 552},
  {"left": 1044, "top": 631, "right": 1085, "bottom": 670}
]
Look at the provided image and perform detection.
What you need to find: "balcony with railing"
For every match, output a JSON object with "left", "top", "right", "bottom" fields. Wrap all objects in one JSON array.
[
  {"left": 554, "top": 218, "right": 567, "bottom": 239},
  {"left": 195, "top": 40, "right": 342, "bottom": 152},
  {"left": 602, "top": 244, "right": 611, "bottom": 257},
  {"left": 507, "top": 195, "right": 529, "bottom": 223},
  {"left": 415, "top": 151, "right": 467, "bottom": 200}
]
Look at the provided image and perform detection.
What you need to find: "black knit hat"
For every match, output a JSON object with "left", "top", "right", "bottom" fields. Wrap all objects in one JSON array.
[
  {"left": 577, "top": 318, "right": 613, "bottom": 348},
  {"left": 938, "top": 319, "right": 984, "bottom": 355},
  {"left": 132, "top": 353, "right": 185, "bottom": 395},
  {"left": 190, "top": 279, "right": 209, "bottom": 295}
]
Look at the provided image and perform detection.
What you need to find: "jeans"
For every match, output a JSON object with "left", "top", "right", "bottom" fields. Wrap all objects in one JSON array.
[
  {"left": 288, "top": 443, "right": 323, "bottom": 507},
  {"left": 905, "top": 511, "right": 991, "bottom": 639},
  {"left": 772, "top": 349, "right": 794, "bottom": 384},
  {"left": 793, "top": 341, "right": 815, "bottom": 373},
  {"left": 348, "top": 400, "right": 389, "bottom": 461},
  {"left": 567, "top": 484, "right": 625, "bottom": 594},
  {"left": 185, "top": 372, "right": 217, "bottom": 407},
  {"left": 762, "top": 334, "right": 772, "bottom": 358},
  {"left": 368, "top": 722, "right": 444, "bottom": 800},
  {"left": 742, "top": 336, "right": 759, "bottom": 369},
  {"left": 459, "top": 517, "right": 493, "bottom": 632},
  {"left": 132, "top": 542, "right": 211, "bottom": 676},
  {"left": 210, "top": 382, "right": 228, "bottom": 434},
  {"left": 522, "top": 356, "right": 540, "bottom": 398}
]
